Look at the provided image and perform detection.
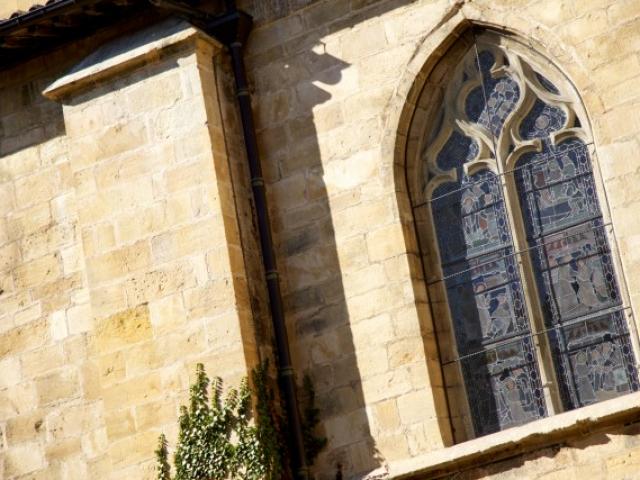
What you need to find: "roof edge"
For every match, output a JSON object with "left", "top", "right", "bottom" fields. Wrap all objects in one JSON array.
[{"left": 0, "top": 0, "right": 93, "bottom": 32}]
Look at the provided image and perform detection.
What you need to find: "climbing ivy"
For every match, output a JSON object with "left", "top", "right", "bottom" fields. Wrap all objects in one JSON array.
[
  {"left": 156, "top": 362, "right": 325, "bottom": 480},
  {"left": 155, "top": 434, "right": 171, "bottom": 480},
  {"left": 247, "top": 361, "right": 285, "bottom": 479}
]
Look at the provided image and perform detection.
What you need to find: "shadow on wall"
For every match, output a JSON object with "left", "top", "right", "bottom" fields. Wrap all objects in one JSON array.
[
  {"left": 233, "top": 1, "right": 419, "bottom": 478},
  {"left": 439, "top": 420, "right": 640, "bottom": 480},
  {"left": 0, "top": 14, "right": 166, "bottom": 161},
  {"left": 0, "top": 75, "right": 65, "bottom": 158}
]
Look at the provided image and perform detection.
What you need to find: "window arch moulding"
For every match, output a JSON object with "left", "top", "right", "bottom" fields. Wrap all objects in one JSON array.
[{"left": 407, "top": 28, "right": 640, "bottom": 444}]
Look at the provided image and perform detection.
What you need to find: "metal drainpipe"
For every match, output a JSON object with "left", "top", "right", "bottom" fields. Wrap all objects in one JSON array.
[
  {"left": 148, "top": 1, "right": 309, "bottom": 478},
  {"left": 226, "top": 20, "right": 310, "bottom": 480}
]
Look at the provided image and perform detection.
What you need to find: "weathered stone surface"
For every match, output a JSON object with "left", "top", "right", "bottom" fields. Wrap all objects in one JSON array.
[
  {"left": 93, "top": 305, "right": 152, "bottom": 355},
  {"left": 1, "top": 1, "right": 640, "bottom": 480}
]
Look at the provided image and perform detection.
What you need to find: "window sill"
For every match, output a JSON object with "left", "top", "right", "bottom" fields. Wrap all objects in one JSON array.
[{"left": 388, "top": 392, "right": 640, "bottom": 479}]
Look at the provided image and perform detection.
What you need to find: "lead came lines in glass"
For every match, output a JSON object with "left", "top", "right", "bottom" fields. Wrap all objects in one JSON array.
[
  {"left": 427, "top": 220, "right": 613, "bottom": 287},
  {"left": 440, "top": 305, "right": 634, "bottom": 365},
  {"left": 416, "top": 141, "right": 594, "bottom": 209},
  {"left": 419, "top": 35, "right": 639, "bottom": 438}
]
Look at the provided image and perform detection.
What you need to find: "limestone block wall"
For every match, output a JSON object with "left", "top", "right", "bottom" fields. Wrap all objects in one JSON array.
[
  {"left": 0, "top": 20, "right": 259, "bottom": 480},
  {"left": 0, "top": 54, "right": 89, "bottom": 480},
  {"left": 436, "top": 418, "right": 640, "bottom": 480},
  {"left": 240, "top": 0, "right": 640, "bottom": 478},
  {"left": 1, "top": 1, "right": 640, "bottom": 480}
]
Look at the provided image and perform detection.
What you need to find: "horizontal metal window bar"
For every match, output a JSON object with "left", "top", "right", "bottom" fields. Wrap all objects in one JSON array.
[
  {"left": 428, "top": 221, "right": 612, "bottom": 286},
  {"left": 444, "top": 271, "right": 518, "bottom": 292},
  {"left": 535, "top": 247, "right": 612, "bottom": 273},
  {"left": 526, "top": 214, "right": 604, "bottom": 241},
  {"left": 440, "top": 244, "right": 511, "bottom": 270},
  {"left": 439, "top": 198, "right": 505, "bottom": 220},
  {"left": 442, "top": 305, "right": 632, "bottom": 366},
  {"left": 427, "top": 181, "right": 502, "bottom": 208},
  {"left": 460, "top": 326, "right": 533, "bottom": 351},
  {"left": 520, "top": 169, "right": 593, "bottom": 195},
  {"left": 548, "top": 303, "right": 626, "bottom": 328},
  {"left": 413, "top": 141, "right": 595, "bottom": 209}
]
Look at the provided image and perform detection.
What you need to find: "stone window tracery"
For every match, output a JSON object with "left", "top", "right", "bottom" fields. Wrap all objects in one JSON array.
[{"left": 411, "top": 31, "right": 640, "bottom": 441}]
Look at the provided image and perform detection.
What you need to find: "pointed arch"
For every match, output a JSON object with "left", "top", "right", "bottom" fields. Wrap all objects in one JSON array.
[{"left": 396, "top": 26, "right": 639, "bottom": 442}]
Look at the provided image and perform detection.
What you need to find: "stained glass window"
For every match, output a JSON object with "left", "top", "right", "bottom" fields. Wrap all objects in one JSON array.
[
  {"left": 516, "top": 136, "right": 639, "bottom": 408},
  {"left": 415, "top": 32, "right": 638, "bottom": 440}
]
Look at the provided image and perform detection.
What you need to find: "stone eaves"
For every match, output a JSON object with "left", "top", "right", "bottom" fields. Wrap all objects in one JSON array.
[
  {"left": 0, "top": 1, "right": 230, "bottom": 69},
  {"left": 0, "top": 0, "right": 155, "bottom": 68}
]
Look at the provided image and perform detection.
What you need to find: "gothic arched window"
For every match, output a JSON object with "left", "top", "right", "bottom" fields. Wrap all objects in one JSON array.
[{"left": 410, "top": 30, "right": 639, "bottom": 441}]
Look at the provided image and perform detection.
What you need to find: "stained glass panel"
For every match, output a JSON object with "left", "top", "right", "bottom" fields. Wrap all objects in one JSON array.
[
  {"left": 516, "top": 137, "right": 639, "bottom": 408},
  {"left": 477, "top": 50, "right": 521, "bottom": 137},
  {"left": 422, "top": 37, "right": 638, "bottom": 439},
  {"left": 520, "top": 99, "right": 566, "bottom": 140},
  {"left": 445, "top": 249, "right": 529, "bottom": 352},
  {"left": 432, "top": 171, "right": 508, "bottom": 264},
  {"left": 531, "top": 221, "right": 619, "bottom": 323},
  {"left": 517, "top": 140, "right": 599, "bottom": 237},
  {"left": 549, "top": 312, "right": 639, "bottom": 408},
  {"left": 465, "top": 86, "right": 488, "bottom": 126},
  {"left": 432, "top": 165, "right": 546, "bottom": 436},
  {"left": 462, "top": 336, "right": 545, "bottom": 436},
  {"left": 436, "top": 130, "right": 479, "bottom": 171}
]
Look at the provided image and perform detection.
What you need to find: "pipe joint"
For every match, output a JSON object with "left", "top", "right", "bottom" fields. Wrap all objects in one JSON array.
[
  {"left": 265, "top": 270, "right": 279, "bottom": 280},
  {"left": 251, "top": 177, "right": 264, "bottom": 187}
]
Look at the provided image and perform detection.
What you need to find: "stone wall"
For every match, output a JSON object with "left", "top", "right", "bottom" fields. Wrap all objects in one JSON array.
[
  {"left": 1, "top": 1, "right": 640, "bottom": 480},
  {"left": 0, "top": 19, "right": 260, "bottom": 480},
  {"left": 439, "top": 418, "right": 640, "bottom": 480},
  {"left": 241, "top": 0, "right": 640, "bottom": 478},
  {"left": 0, "top": 47, "right": 88, "bottom": 480}
]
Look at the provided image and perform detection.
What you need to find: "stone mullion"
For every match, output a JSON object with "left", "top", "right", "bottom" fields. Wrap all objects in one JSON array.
[
  {"left": 500, "top": 165, "right": 564, "bottom": 417},
  {"left": 486, "top": 43, "right": 564, "bottom": 416},
  {"left": 465, "top": 39, "right": 557, "bottom": 427}
]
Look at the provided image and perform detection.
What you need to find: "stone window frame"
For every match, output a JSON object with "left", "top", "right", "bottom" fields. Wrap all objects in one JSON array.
[{"left": 405, "top": 27, "right": 640, "bottom": 445}]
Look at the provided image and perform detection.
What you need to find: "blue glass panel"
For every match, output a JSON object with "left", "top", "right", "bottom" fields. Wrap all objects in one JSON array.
[
  {"left": 476, "top": 50, "right": 521, "bottom": 137},
  {"left": 465, "top": 86, "right": 487, "bottom": 126},
  {"left": 517, "top": 140, "right": 599, "bottom": 237},
  {"left": 445, "top": 250, "right": 529, "bottom": 352},
  {"left": 549, "top": 312, "right": 639, "bottom": 408},
  {"left": 463, "top": 336, "right": 546, "bottom": 436},
  {"left": 515, "top": 136, "right": 639, "bottom": 409},
  {"left": 436, "top": 130, "right": 479, "bottom": 171},
  {"left": 432, "top": 182, "right": 467, "bottom": 264},
  {"left": 520, "top": 99, "right": 566, "bottom": 140}
]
